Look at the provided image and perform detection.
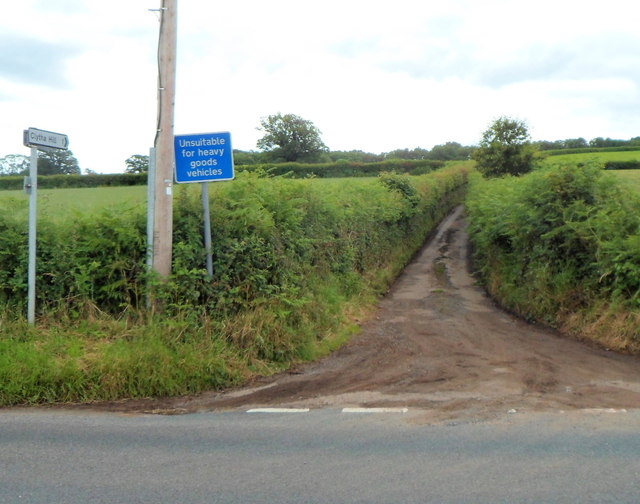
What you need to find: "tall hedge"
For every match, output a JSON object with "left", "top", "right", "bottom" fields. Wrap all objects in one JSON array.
[
  {"left": 466, "top": 163, "right": 640, "bottom": 352},
  {"left": 0, "top": 160, "right": 445, "bottom": 191},
  {"left": 1, "top": 166, "right": 468, "bottom": 319}
]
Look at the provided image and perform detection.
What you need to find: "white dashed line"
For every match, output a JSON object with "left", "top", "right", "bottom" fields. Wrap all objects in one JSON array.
[
  {"left": 246, "top": 408, "right": 310, "bottom": 414},
  {"left": 245, "top": 407, "right": 410, "bottom": 414},
  {"left": 342, "top": 407, "right": 409, "bottom": 414},
  {"left": 581, "top": 408, "right": 628, "bottom": 414}
]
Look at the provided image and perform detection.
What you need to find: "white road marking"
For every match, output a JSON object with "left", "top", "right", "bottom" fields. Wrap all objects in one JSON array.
[
  {"left": 246, "top": 408, "right": 310, "bottom": 413},
  {"left": 581, "top": 408, "right": 628, "bottom": 414},
  {"left": 342, "top": 407, "right": 409, "bottom": 414}
]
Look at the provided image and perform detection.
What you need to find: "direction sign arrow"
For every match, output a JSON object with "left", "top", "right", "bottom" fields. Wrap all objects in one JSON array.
[{"left": 23, "top": 127, "right": 69, "bottom": 150}]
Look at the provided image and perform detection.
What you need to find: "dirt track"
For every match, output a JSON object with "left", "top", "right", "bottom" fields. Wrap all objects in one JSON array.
[{"left": 91, "top": 206, "right": 640, "bottom": 422}]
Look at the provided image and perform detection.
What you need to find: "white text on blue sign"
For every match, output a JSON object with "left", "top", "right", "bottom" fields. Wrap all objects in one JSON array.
[{"left": 174, "top": 132, "right": 234, "bottom": 183}]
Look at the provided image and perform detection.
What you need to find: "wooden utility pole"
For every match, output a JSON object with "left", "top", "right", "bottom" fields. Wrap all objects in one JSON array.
[{"left": 152, "top": 0, "right": 177, "bottom": 278}]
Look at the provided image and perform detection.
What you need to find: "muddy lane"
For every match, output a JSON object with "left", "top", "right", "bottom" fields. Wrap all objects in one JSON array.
[{"left": 90, "top": 206, "right": 640, "bottom": 422}]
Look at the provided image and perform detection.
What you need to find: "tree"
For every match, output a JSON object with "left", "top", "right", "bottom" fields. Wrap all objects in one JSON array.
[
  {"left": 232, "top": 150, "right": 266, "bottom": 165},
  {"left": 0, "top": 154, "right": 29, "bottom": 175},
  {"left": 37, "top": 149, "right": 81, "bottom": 175},
  {"left": 428, "top": 142, "right": 475, "bottom": 161},
  {"left": 327, "top": 150, "right": 383, "bottom": 163},
  {"left": 125, "top": 154, "right": 149, "bottom": 173},
  {"left": 563, "top": 138, "right": 588, "bottom": 149},
  {"left": 589, "top": 137, "right": 626, "bottom": 148},
  {"left": 385, "top": 147, "right": 430, "bottom": 160},
  {"left": 257, "top": 113, "right": 328, "bottom": 162},
  {"left": 473, "top": 116, "right": 535, "bottom": 178},
  {"left": 534, "top": 140, "right": 564, "bottom": 151}
]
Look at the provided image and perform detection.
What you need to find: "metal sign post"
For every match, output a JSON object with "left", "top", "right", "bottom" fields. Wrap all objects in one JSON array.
[
  {"left": 23, "top": 127, "right": 69, "bottom": 324},
  {"left": 26, "top": 147, "right": 38, "bottom": 325},
  {"left": 174, "top": 131, "right": 234, "bottom": 279},
  {"left": 201, "top": 183, "right": 214, "bottom": 278}
]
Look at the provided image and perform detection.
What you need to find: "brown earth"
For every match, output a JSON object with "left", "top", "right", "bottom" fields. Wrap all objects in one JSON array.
[{"left": 71, "top": 206, "right": 640, "bottom": 422}]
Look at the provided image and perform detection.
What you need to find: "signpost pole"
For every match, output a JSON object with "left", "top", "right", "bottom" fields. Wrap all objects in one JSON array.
[
  {"left": 201, "top": 182, "right": 213, "bottom": 278},
  {"left": 27, "top": 147, "right": 38, "bottom": 325},
  {"left": 22, "top": 127, "right": 69, "bottom": 324}
]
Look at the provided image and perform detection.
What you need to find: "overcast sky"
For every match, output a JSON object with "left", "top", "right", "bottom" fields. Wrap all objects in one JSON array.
[{"left": 1, "top": 0, "right": 639, "bottom": 173}]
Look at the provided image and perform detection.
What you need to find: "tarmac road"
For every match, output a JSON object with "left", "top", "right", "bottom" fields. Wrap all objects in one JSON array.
[{"left": 1, "top": 407, "right": 639, "bottom": 504}]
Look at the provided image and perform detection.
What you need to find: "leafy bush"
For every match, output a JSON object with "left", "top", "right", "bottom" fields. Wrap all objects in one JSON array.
[
  {"left": 604, "top": 160, "right": 640, "bottom": 170},
  {"left": 0, "top": 160, "right": 446, "bottom": 191},
  {"left": 237, "top": 159, "right": 445, "bottom": 178},
  {"left": 544, "top": 146, "right": 640, "bottom": 156},
  {"left": 0, "top": 173, "right": 147, "bottom": 190},
  {"left": 473, "top": 116, "right": 536, "bottom": 178},
  {"left": 466, "top": 162, "right": 640, "bottom": 351}
]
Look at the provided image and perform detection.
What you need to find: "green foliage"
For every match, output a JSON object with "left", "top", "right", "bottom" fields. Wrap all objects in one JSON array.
[
  {"left": 125, "top": 154, "right": 149, "bottom": 174},
  {"left": 467, "top": 162, "right": 640, "bottom": 347},
  {"left": 0, "top": 154, "right": 29, "bottom": 175},
  {"left": 378, "top": 172, "right": 420, "bottom": 208},
  {"left": 257, "top": 113, "right": 328, "bottom": 162},
  {"left": 0, "top": 173, "right": 147, "bottom": 190},
  {"left": 543, "top": 146, "right": 640, "bottom": 156},
  {"left": 0, "top": 161, "right": 447, "bottom": 191},
  {"left": 0, "top": 319, "right": 244, "bottom": 405},
  {"left": 604, "top": 160, "right": 640, "bottom": 170},
  {"left": 238, "top": 159, "right": 445, "bottom": 178},
  {"left": 473, "top": 116, "right": 536, "bottom": 178},
  {"left": 326, "top": 150, "right": 384, "bottom": 163},
  {"left": 37, "top": 149, "right": 81, "bottom": 175},
  {"left": 0, "top": 165, "right": 470, "bottom": 405},
  {"left": 427, "top": 142, "right": 475, "bottom": 161}
]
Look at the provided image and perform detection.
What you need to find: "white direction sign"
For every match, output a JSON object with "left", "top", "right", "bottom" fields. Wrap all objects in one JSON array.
[{"left": 23, "top": 127, "right": 69, "bottom": 151}]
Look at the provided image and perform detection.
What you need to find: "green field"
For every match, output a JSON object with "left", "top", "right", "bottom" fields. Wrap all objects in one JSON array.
[
  {"left": 0, "top": 185, "right": 147, "bottom": 220},
  {"left": 538, "top": 151, "right": 640, "bottom": 192},
  {"left": 541, "top": 150, "right": 640, "bottom": 166},
  {"left": 0, "top": 177, "right": 380, "bottom": 219},
  {"left": 610, "top": 169, "right": 640, "bottom": 191}
]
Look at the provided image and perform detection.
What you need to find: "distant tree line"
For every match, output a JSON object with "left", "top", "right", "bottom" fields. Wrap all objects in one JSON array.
[
  {"left": 0, "top": 150, "right": 81, "bottom": 176},
  {"left": 533, "top": 136, "right": 640, "bottom": 151},
  {"left": 235, "top": 113, "right": 476, "bottom": 165},
  {"left": 232, "top": 143, "right": 474, "bottom": 166},
  {"left": 2, "top": 110, "right": 640, "bottom": 176}
]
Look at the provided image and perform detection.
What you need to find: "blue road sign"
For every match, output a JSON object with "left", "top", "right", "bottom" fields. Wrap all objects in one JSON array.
[{"left": 174, "top": 132, "right": 234, "bottom": 183}]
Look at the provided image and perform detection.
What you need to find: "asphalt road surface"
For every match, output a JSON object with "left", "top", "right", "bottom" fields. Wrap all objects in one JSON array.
[{"left": 1, "top": 408, "right": 640, "bottom": 504}]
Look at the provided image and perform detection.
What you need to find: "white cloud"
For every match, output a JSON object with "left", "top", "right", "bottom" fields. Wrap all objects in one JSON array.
[{"left": 1, "top": 0, "right": 639, "bottom": 173}]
